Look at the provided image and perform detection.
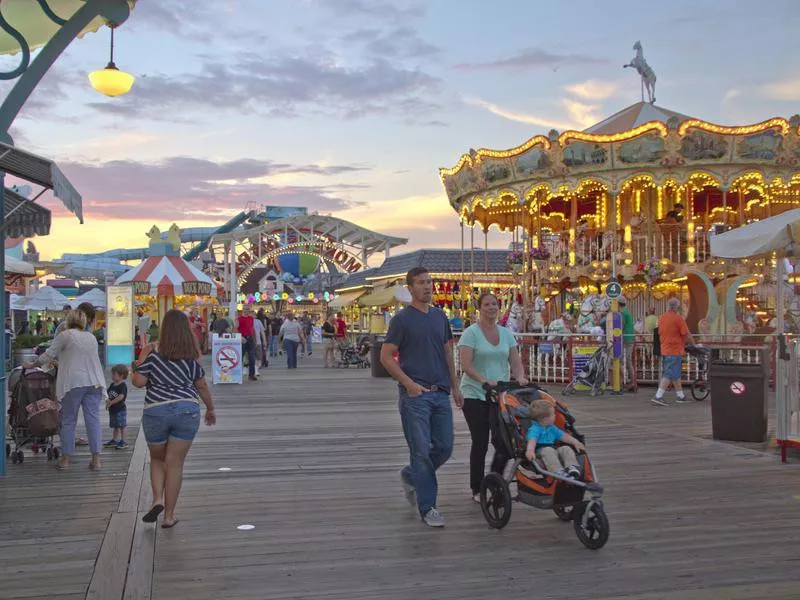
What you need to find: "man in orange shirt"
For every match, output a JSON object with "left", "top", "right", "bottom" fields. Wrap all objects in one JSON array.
[{"left": 652, "top": 297, "right": 696, "bottom": 406}]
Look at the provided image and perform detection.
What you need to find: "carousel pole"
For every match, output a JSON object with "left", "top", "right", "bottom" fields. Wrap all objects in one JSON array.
[{"left": 484, "top": 229, "right": 489, "bottom": 275}]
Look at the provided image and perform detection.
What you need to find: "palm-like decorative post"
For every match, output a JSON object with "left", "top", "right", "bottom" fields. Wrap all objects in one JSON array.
[{"left": 0, "top": 0, "right": 136, "bottom": 476}]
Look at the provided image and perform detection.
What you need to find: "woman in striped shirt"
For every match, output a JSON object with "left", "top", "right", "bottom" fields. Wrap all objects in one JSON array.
[{"left": 132, "top": 310, "right": 217, "bottom": 528}]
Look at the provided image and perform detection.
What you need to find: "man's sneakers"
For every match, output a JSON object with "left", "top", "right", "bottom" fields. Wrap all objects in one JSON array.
[
  {"left": 675, "top": 395, "right": 692, "bottom": 403},
  {"left": 650, "top": 396, "right": 668, "bottom": 406},
  {"left": 423, "top": 507, "right": 445, "bottom": 527},
  {"left": 400, "top": 472, "right": 416, "bottom": 508},
  {"left": 103, "top": 439, "right": 117, "bottom": 447},
  {"left": 115, "top": 440, "right": 128, "bottom": 450}
]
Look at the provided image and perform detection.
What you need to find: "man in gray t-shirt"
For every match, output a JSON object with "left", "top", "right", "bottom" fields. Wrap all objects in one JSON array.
[{"left": 381, "top": 267, "right": 462, "bottom": 529}]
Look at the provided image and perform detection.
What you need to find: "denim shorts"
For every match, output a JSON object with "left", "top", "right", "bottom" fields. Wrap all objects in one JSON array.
[
  {"left": 141, "top": 401, "right": 201, "bottom": 445},
  {"left": 109, "top": 409, "right": 127, "bottom": 429},
  {"left": 662, "top": 355, "right": 683, "bottom": 381}
]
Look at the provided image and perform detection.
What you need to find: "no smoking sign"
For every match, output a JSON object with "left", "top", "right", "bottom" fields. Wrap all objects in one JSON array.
[
  {"left": 730, "top": 381, "right": 746, "bottom": 395},
  {"left": 216, "top": 346, "right": 240, "bottom": 370}
]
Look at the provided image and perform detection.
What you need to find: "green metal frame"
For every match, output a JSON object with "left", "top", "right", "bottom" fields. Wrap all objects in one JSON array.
[{"left": 0, "top": 0, "right": 132, "bottom": 475}]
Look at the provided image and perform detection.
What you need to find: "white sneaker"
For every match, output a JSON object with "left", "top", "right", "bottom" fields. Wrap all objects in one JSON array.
[
  {"left": 472, "top": 493, "right": 481, "bottom": 503},
  {"left": 423, "top": 507, "right": 445, "bottom": 527}
]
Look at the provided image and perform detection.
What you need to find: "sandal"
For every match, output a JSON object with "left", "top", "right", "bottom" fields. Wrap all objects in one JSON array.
[
  {"left": 161, "top": 519, "right": 179, "bottom": 529},
  {"left": 142, "top": 504, "right": 164, "bottom": 523}
]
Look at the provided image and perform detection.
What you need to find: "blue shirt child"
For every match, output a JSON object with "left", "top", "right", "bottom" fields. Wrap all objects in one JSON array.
[{"left": 525, "top": 420, "right": 565, "bottom": 447}]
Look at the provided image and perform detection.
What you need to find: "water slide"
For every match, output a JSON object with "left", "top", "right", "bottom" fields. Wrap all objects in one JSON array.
[{"left": 182, "top": 211, "right": 252, "bottom": 262}]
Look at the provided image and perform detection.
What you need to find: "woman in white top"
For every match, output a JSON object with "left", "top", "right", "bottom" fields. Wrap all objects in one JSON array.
[
  {"left": 26, "top": 309, "right": 107, "bottom": 471},
  {"left": 252, "top": 316, "right": 268, "bottom": 375},
  {"left": 278, "top": 313, "right": 306, "bottom": 369}
]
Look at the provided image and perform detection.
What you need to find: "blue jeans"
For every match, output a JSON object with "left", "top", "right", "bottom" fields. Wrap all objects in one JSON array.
[
  {"left": 306, "top": 336, "right": 312, "bottom": 354},
  {"left": 269, "top": 336, "right": 279, "bottom": 356},
  {"left": 60, "top": 386, "right": 103, "bottom": 455},
  {"left": 141, "top": 401, "right": 201, "bottom": 445},
  {"left": 662, "top": 355, "right": 683, "bottom": 381},
  {"left": 398, "top": 390, "right": 453, "bottom": 517},
  {"left": 284, "top": 339, "right": 299, "bottom": 368},
  {"left": 242, "top": 336, "right": 256, "bottom": 377}
]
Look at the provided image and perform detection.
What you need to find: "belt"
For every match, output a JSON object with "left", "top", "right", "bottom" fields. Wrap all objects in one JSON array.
[{"left": 428, "top": 385, "right": 449, "bottom": 393}]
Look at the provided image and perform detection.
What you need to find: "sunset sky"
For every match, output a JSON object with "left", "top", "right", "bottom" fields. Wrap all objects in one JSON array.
[{"left": 6, "top": 0, "right": 799, "bottom": 261}]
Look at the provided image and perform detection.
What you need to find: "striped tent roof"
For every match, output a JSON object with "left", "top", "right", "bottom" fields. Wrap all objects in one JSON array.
[{"left": 115, "top": 256, "right": 216, "bottom": 297}]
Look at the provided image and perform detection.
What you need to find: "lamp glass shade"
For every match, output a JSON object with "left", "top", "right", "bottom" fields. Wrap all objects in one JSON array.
[{"left": 89, "top": 65, "right": 134, "bottom": 96}]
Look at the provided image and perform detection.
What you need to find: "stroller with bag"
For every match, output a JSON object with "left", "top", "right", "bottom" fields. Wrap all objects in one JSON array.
[
  {"left": 480, "top": 381, "right": 609, "bottom": 549},
  {"left": 336, "top": 336, "right": 371, "bottom": 368},
  {"left": 563, "top": 344, "right": 609, "bottom": 397},
  {"left": 5, "top": 367, "right": 60, "bottom": 464}
]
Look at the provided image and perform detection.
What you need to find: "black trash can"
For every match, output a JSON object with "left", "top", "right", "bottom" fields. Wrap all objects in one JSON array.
[
  {"left": 371, "top": 335, "right": 391, "bottom": 378},
  {"left": 709, "top": 348, "right": 768, "bottom": 442}
]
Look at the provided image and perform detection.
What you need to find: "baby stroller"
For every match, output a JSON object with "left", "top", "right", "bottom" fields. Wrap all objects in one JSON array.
[
  {"left": 563, "top": 344, "right": 609, "bottom": 397},
  {"left": 480, "top": 381, "right": 609, "bottom": 550},
  {"left": 336, "top": 336, "right": 371, "bottom": 368},
  {"left": 5, "top": 367, "right": 60, "bottom": 464}
]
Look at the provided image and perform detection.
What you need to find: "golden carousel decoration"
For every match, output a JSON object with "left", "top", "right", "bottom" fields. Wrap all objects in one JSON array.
[{"left": 440, "top": 42, "right": 800, "bottom": 334}]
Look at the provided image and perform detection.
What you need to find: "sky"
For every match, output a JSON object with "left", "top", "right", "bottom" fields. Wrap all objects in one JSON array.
[{"left": 4, "top": 0, "right": 800, "bottom": 262}]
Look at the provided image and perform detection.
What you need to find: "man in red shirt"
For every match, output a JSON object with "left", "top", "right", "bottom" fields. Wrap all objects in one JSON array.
[
  {"left": 236, "top": 305, "right": 257, "bottom": 381},
  {"left": 652, "top": 297, "right": 695, "bottom": 406},
  {"left": 335, "top": 312, "right": 347, "bottom": 341}
]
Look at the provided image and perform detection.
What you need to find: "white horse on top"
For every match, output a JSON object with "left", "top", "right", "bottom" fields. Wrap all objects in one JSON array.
[{"left": 624, "top": 41, "right": 656, "bottom": 104}]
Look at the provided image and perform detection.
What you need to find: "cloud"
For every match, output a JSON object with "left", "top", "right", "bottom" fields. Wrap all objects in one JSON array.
[
  {"left": 314, "top": 0, "right": 425, "bottom": 22},
  {"left": 564, "top": 80, "right": 618, "bottom": 101},
  {"left": 761, "top": 79, "right": 800, "bottom": 101},
  {"left": 86, "top": 54, "right": 442, "bottom": 123},
  {"left": 465, "top": 97, "right": 575, "bottom": 130},
  {"left": 560, "top": 99, "right": 602, "bottom": 129},
  {"left": 49, "top": 156, "right": 370, "bottom": 221},
  {"left": 343, "top": 26, "right": 439, "bottom": 60},
  {"left": 723, "top": 88, "right": 741, "bottom": 103},
  {"left": 455, "top": 48, "right": 610, "bottom": 72}
]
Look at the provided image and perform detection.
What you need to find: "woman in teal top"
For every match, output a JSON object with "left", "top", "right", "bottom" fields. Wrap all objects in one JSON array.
[{"left": 458, "top": 293, "right": 527, "bottom": 502}]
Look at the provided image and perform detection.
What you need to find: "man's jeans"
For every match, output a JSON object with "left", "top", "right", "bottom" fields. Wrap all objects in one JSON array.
[
  {"left": 243, "top": 336, "right": 256, "bottom": 377},
  {"left": 398, "top": 390, "right": 453, "bottom": 517},
  {"left": 269, "top": 335, "right": 279, "bottom": 356}
]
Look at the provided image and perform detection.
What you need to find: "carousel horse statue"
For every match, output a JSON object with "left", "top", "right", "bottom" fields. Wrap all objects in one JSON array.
[
  {"left": 505, "top": 295, "right": 525, "bottom": 333},
  {"left": 526, "top": 295, "right": 548, "bottom": 334},
  {"left": 577, "top": 293, "right": 612, "bottom": 334},
  {"left": 624, "top": 40, "right": 657, "bottom": 104}
]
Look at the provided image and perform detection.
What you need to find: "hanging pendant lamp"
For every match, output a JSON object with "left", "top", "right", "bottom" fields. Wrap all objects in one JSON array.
[{"left": 88, "top": 25, "right": 134, "bottom": 97}]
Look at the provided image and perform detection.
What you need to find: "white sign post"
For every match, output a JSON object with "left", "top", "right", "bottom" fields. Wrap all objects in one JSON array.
[{"left": 212, "top": 333, "right": 243, "bottom": 384}]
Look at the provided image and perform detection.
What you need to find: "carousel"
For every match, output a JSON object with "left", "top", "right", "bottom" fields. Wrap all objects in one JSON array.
[
  {"left": 440, "top": 42, "right": 800, "bottom": 336},
  {"left": 115, "top": 224, "right": 218, "bottom": 330}
]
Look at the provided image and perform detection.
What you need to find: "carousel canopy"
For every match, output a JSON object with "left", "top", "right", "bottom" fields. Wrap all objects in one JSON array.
[
  {"left": 115, "top": 256, "right": 216, "bottom": 297},
  {"left": 584, "top": 102, "right": 691, "bottom": 135},
  {"left": 70, "top": 287, "right": 106, "bottom": 309},
  {"left": 710, "top": 208, "right": 800, "bottom": 259}
]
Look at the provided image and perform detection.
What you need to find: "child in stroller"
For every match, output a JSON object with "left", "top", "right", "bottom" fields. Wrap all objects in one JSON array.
[
  {"left": 479, "top": 381, "right": 609, "bottom": 549},
  {"left": 336, "top": 336, "right": 371, "bottom": 368},
  {"left": 525, "top": 399, "right": 585, "bottom": 478}
]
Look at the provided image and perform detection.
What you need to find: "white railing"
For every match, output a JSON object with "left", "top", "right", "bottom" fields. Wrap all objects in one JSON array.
[{"left": 453, "top": 332, "right": 775, "bottom": 388}]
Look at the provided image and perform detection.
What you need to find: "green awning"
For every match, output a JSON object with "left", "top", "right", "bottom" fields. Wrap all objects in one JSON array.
[{"left": 4, "top": 187, "right": 51, "bottom": 238}]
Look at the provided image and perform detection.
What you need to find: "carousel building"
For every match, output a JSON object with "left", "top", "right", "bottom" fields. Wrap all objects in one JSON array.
[{"left": 440, "top": 48, "right": 800, "bottom": 336}]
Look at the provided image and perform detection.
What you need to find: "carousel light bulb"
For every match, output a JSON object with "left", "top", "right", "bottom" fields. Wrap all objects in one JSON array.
[{"left": 624, "top": 225, "right": 632, "bottom": 243}]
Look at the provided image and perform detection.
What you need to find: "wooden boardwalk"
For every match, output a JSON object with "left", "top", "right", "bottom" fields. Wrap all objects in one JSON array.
[{"left": 3, "top": 349, "right": 800, "bottom": 600}]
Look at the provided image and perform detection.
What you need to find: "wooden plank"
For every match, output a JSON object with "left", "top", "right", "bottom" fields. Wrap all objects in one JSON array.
[
  {"left": 85, "top": 512, "right": 135, "bottom": 600},
  {"left": 122, "top": 514, "right": 155, "bottom": 600},
  {"left": 118, "top": 427, "right": 147, "bottom": 514}
]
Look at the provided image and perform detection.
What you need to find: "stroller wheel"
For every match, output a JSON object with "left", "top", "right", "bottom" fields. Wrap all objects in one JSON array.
[
  {"left": 573, "top": 500, "right": 610, "bottom": 550},
  {"left": 480, "top": 472, "right": 512, "bottom": 529},
  {"left": 554, "top": 505, "right": 574, "bottom": 521}
]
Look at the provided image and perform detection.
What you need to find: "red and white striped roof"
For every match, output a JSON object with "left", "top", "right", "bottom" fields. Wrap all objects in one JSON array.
[{"left": 115, "top": 256, "right": 216, "bottom": 297}]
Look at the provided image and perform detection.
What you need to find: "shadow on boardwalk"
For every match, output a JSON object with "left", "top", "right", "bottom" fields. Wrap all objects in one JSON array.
[{"left": 3, "top": 352, "right": 800, "bottom": 600}]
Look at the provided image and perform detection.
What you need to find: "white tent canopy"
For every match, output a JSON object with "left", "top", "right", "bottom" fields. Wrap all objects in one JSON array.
[
  {"left": 70, "top": 287, "right": 106, "bottom": 309},
  {"left": 14, "top": 285, "right": 68, "bottom": 311},
  {"left": 710, "top": 208, "right": 800, "bottom": 259}
]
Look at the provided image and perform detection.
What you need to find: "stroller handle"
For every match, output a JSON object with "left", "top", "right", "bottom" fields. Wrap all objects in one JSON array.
[{"left": 482, "top": 380, "right": 543, "bottom": 401}]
